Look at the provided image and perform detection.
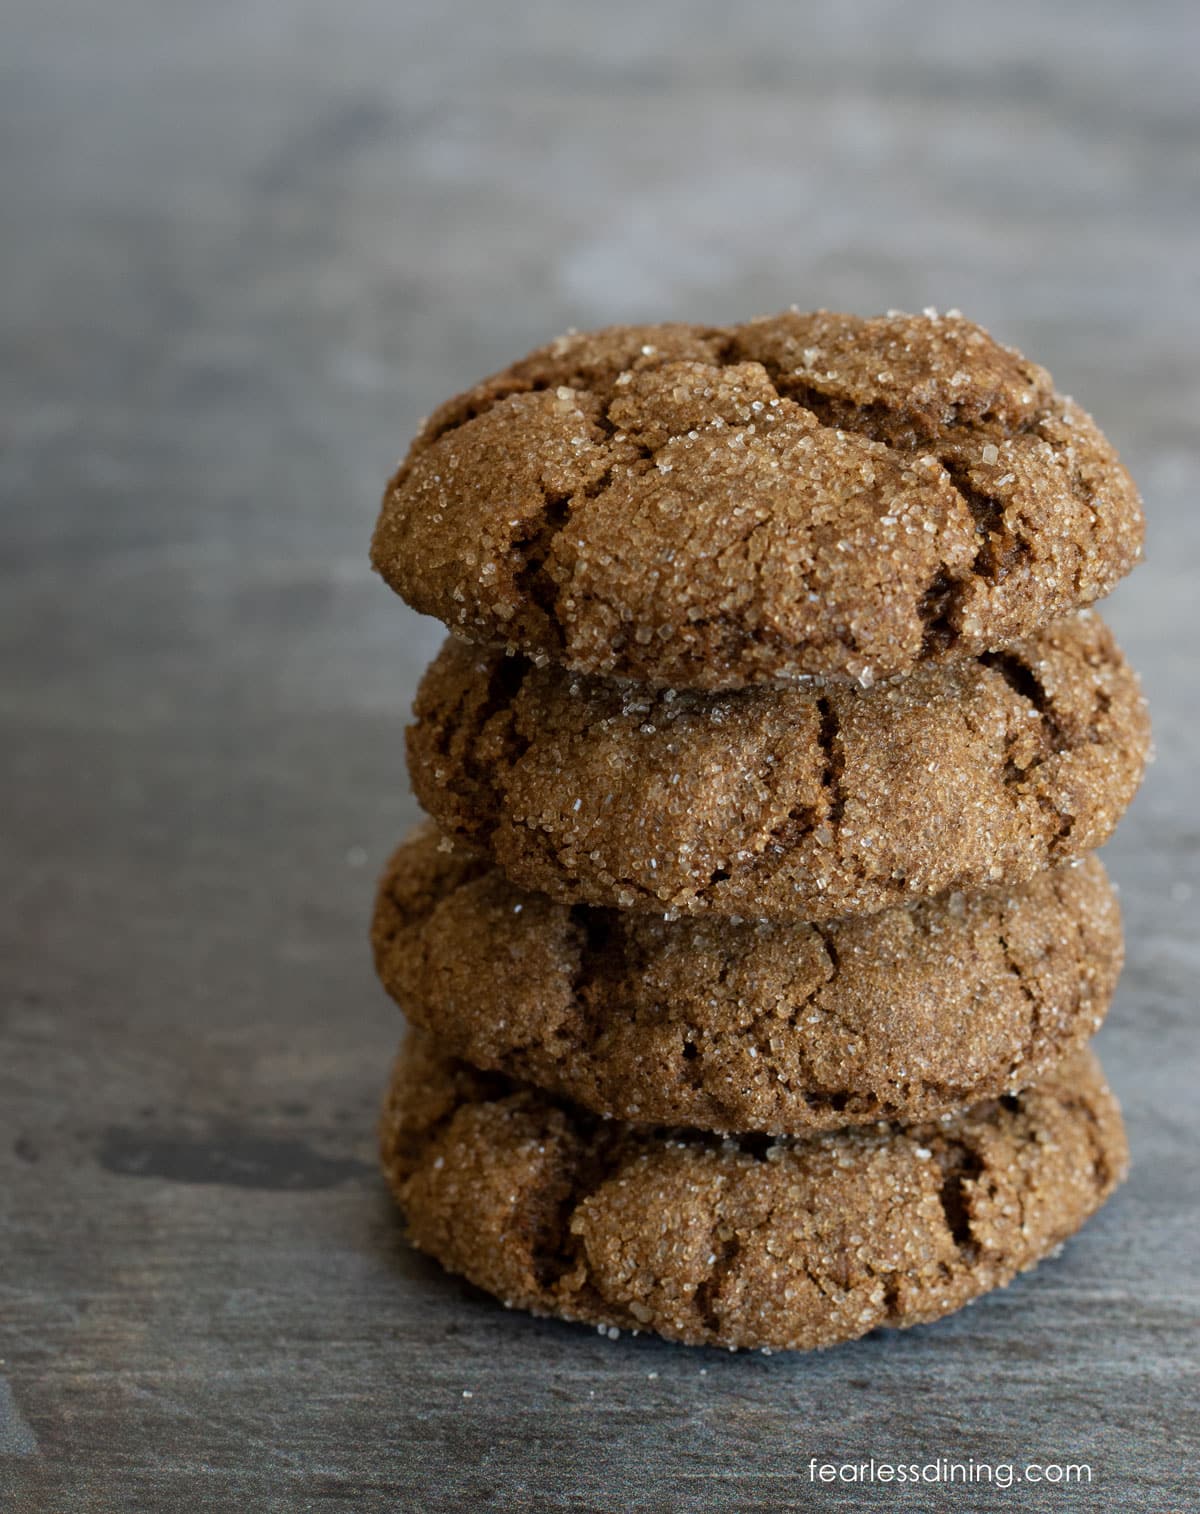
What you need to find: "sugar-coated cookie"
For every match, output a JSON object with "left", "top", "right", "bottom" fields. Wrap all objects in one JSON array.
[
  {"left": 381, "top": 1036, "right": 1127, "bottom": 1351},
  {"left": 406, "top": 612, "right": 1148, "bottom": 921},
  {"left": 374, "top": 825, "right": 1122, "bottom": 1133},
  {"left": 373, "top": 310, "right": 1143, "bottom": 689}
]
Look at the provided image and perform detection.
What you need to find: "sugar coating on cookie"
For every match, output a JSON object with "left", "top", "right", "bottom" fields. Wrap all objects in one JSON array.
[
  {"left": 381, "top": 1036, "right": 1127, "bottom": 1351},
  {"left": 406, "top": 611, "right": 1149, "bottom": 921},
  {"left": 372, "top": 310, "right": 1144, "bottom": 689},
  {"left": 374, "top": 826, "right": 1122, "bottom": 1133}
]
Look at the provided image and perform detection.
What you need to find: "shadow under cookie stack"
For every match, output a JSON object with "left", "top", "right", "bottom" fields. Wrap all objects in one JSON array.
[{"left": 369, "top": 309, "right": 1149, "bottom": 1352}]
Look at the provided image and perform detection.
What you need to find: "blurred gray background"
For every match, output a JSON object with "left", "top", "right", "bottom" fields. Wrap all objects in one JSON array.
[{"left": 2, "top": 2, "right": 1196, "bottom": 1510}]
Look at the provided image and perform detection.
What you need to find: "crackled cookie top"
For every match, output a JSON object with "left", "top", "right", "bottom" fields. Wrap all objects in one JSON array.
[
  {"left": 374, "top": 826, "right": 1121, "bottom": 1133},
  {"left": 406, "top": 611, "right": 1149, "bottom": 921},
  {"left": 381, "top": 1037, "right": 1127, "bottom": 1351},
  {"left": 372, "top": 309, "right": 1144, "bottom": 689}
]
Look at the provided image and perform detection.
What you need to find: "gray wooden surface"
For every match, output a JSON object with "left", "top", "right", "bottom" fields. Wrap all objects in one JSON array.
[{"left": 2, "top": 2, "right": 1197, "bottom": 1510}]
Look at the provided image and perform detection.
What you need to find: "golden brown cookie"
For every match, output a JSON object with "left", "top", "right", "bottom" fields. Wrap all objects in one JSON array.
[
  {"left": 381, "top": 1035, "right": 1127, "bottom": 1351},
  {"left": 406, "top": 611, "right": 1149, "bottom": 921},
  {"left": 373, "top": 825, "right": 1122, "bottom": 1133},
  {"left": 372, "top": 310, "right": 1144, "bottom": 689}
]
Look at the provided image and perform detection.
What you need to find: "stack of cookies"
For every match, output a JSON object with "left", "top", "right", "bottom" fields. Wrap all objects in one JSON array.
[{"left": 369, "top": 309, "right": 1150, "bottom": 1352}]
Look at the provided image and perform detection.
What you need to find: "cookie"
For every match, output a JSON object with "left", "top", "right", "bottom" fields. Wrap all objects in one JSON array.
[
  {"left": 373, "top": 825, "right": 1122, "bottom": 1133},
  {"left": 372, "top": 309, "right": 1144, "bottom": 689},
  {"left": 406, "top": 611, "right": 1149, "bottom": 921},
  {"left": 381, "top": 1036, "right": 1127, "bottom": 1351}
]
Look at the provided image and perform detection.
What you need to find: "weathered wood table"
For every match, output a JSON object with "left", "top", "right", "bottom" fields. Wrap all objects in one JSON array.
[{"left": 2, "top": 2, "right": 1196, "bottom": 1508}]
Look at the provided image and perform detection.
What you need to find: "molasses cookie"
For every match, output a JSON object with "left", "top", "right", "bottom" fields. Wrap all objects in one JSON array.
[
  {"left": 381, "top": 1036, "right": 1127, "bottom": 1352},
  {"left": 373, "top": 826, "right": 1122, "bottom": 1133},
  {"left": 406, "top": 611, "right": 1149, "bottom": 921},
  {"left": 372, "top": 309, "right": 1144, "bottom": 689}
]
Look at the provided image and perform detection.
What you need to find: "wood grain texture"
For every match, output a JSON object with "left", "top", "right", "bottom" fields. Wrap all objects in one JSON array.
[{"left": 1, "top": 1, "right": 1197, "bottom": 1509}]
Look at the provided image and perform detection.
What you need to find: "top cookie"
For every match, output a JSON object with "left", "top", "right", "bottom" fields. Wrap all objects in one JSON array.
[{"left": 372, "top": 309, "right": 1144, "bottom": 689}]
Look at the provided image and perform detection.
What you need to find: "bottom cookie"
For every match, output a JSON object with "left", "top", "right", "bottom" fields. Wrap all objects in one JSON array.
[{"left": 381, "top": 1034, "right": 1127, "bottom": 1352}]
